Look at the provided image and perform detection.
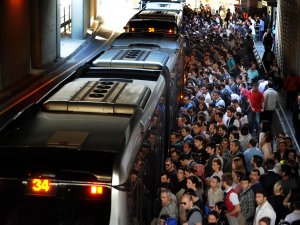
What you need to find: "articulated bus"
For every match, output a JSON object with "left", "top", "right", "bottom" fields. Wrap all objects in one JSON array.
[
  {"left": 124, "top": 6, "right": 182, "bottom": 35},
  {"left": 0, "top": 44, "right": 184, "bottom": 225}
]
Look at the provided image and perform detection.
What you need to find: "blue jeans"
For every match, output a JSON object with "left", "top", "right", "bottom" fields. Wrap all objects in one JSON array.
[{"left": 249, "top": 111, "right": 261, "bottom": 133}]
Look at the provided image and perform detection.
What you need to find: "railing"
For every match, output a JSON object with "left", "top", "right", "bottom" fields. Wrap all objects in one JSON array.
[
  {"left": 251, "top": 37, "right": 267, "bottom": 76},
  {"left": 61, "top": 5, "right": 71, "bottom": 34},
  {"left": 274, "top": 105, "right": 300, "bottom": 151},
  {"left": 251, "top": 36, "right": 299, "bottom": 151}
]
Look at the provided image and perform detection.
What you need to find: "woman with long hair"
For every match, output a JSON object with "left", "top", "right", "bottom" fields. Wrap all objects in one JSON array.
[
  {"left": 214, "top": 201, "right": 229, "bottom": 225},
  {"left": 211, "top": 158, "right": 223, "bottom": 179},
  {"left": 259, "top": 120, "right": 271, "bottom": 145},
  {"left": 186, "top": 175, "right": 203, "bottom": 200},
  {"left": 259, "top": 131, "right": 273, "bottom": 160},
  {"left": 231, "top": 157, "right": 246, "bottom": 175},
  {"left": 232, "top": 170, "right": 244, "bottom": 194},
  {"left": 198, "top": 101, "right": 210, "bottom": 121}
]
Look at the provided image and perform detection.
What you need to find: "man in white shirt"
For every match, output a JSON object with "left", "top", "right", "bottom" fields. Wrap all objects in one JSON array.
[
  {"left": 284, "top": 200, "right": 300, "bottom": 224},
  {"left": 263, "top": 81, "right": 279, "bottom": 123},
  {"left": 201, "top": 85, "right": 212, "bottom": 105},
  {"left": 258, "top": 76, "right": 269, "bottom": 93},
  {"left": 253, "top": 191, "right": 276, "bottom": 225}
]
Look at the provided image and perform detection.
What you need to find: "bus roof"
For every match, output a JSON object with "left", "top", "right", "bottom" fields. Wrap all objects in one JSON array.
[
  {"left": 0, "top": 79, "right": 158, "bottom": 152},
  {"left": 92, "top": 48, "right": 170, "bottom": 70}
]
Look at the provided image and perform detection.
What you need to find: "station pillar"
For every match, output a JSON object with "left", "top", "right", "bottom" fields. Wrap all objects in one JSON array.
[
  {"left": 71, "top": 0, "right": 90, "bottom": 39},
  {"left": 31, "top": 0, "right": 60, "bottom": 68}
]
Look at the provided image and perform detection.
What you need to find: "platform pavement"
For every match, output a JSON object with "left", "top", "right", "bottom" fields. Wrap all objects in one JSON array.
[
  {"left": 254, "top": 40, "right": 265, "bottom": 58},
  {"left": 254, "top": 41, "right": 299, "bottom": 149},
  {"left": 0, "top": 23, "right": 98, "bottom": 107},
  {"left": 60, "top": 34, "right": 86, "bottom": 58}
]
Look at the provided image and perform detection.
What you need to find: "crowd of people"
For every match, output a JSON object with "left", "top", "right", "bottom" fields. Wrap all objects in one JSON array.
[{"left": 152, "top": 4, "right": 300, "bottom": 225}]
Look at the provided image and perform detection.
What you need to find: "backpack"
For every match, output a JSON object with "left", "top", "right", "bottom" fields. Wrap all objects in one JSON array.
[
  {"left": 240, "top": 96, "right": 250, "bottom": 115},
  {"left": 194, "top": 163, "right": 206, "bottom": 181},
  {"left": 186, "top": 207, "right": 202, "bottom": 221}
]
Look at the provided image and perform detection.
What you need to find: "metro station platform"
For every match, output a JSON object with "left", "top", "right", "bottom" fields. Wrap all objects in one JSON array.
[
  {"left": 254, "top": 41, "right": 298, "bottom": 148},
  {"left": 0, "top": 25, "right": 97, "bottom": 108}
]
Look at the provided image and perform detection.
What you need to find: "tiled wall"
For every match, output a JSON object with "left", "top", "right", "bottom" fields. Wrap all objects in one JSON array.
[{"left": 276, "top": 0, "right": 300, "bottom": 77}]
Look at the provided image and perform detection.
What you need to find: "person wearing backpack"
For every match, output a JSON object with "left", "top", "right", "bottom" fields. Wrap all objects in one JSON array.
[{"left": 180, "top": 193, "right": 203, "bottom": 225}]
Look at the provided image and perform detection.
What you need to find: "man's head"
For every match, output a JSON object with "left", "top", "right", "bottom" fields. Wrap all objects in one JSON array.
[
  {"left": 218, "top": 124, "right": 227, "bottom": 136},
  {"left": 250, "top": 169, "right": 260, "bottom": 183},
  {"left": 248, "top": 138, "right": 257, "bottom": 148},
  {"left": 183, "top": 96, "right": 191, "bottom": 105},
  {"left": 209, "top": 123, "right": 217, "bottom": 135},
  {"left": 229, "top": 139, "right": 240, "bottom": 153},
  {"left": 264, "top": 158, "right": 275, "bottom": 170},
  {"left": 160, "top": 172, "right": 170, "bottom": 184},
  {"left": 177, "top": 166, "right": 186, "bottom": 181},
  {"left": 160, "top": 190, "right": 172, "bottom": 206},
  {"left": 210, "top": 176, "right": 221, "bottom": 189},
  {"left": 180, "top": 193, "right": 194, "bottom": 210},
  {"left": 240, "top": 175, "right": 251, "bottom": 190},
  {"left": 192, "top": 122, "right": 202, "bottom": 135},
  {"left": 194, "top": 135, "right": 206, "bottom": 149},
  {"left": 255, "top": 191, "right": 267, "bottom": 206},
  {"left": 226, "top": 105, "right": 236, "bottom": 118},
  {"left": 183, "top": 141, "right": 192, "bottom": 154},
  {"left": 280, "top": 164, "right": 293, "bottom": 178},
  {"left": 251, "top": 155, "right": 263, "bottom": 168},
  {"left": 165, "top": 158, "right": 175, "bottom": 172},
  {"left": 201, "top": 85, "right": 208, "bottom": 94},
  {"left": 252, "top": 82, "right": 258, "bottom": 91},
  {"left": 170, "top": 132, "right": 180, "bottom": 145},
  {"left": 222, "top": 173, "right": 234, "bottom": 188},
  {"left": 215, "top": 111, "right": 224, "bottom": 123},
  {"left": 170, "top": 149, "right": 180, "bottom": 162}
]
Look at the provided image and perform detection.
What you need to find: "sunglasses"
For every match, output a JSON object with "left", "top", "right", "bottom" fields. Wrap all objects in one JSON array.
[
  {"left": 180, "top": 202, "right": 188, "bottom": 205},
  {"left": 165, "top": 164, "right": 171, "bottom": 167}
]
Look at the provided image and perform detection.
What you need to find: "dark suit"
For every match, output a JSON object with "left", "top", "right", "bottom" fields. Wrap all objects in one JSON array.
[{"left": 260, "top": 170, "right": 281, "bottom": 196}]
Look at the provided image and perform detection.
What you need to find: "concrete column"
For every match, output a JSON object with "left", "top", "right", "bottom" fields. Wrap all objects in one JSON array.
[
  {"left": 0, "top": 0, "right": 31, "bottom": 89},
  {"left": 71, "top": 0, "right": 90, "bottom": 39},
  {"left": 31, "top": 0, "right": 60, "bottom": 68}
]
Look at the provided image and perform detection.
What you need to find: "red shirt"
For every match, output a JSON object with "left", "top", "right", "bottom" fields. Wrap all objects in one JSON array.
[{"left": 248, "top": 89, "right": 264, "bottom": 112}]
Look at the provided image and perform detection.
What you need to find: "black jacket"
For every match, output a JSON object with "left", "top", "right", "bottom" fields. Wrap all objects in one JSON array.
[{"left": 260, "top": 170, "right": 281, "bottom": 196}]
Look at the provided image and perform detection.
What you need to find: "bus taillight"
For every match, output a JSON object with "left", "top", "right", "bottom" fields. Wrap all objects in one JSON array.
[{"left": 90, "top": 186, "right": 103, "bottom": 195}]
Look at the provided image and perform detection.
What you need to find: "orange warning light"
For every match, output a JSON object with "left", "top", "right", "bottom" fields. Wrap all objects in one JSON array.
[{"left": 91, "top": 186, "right": 103, "bottom": 195}]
